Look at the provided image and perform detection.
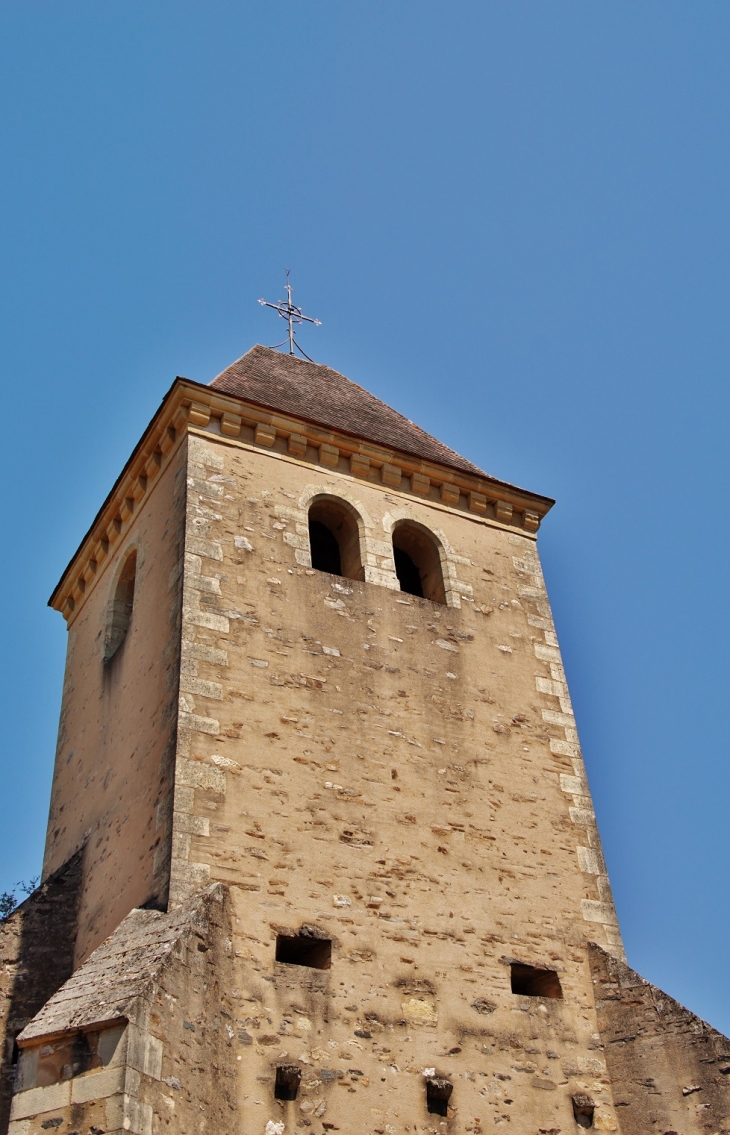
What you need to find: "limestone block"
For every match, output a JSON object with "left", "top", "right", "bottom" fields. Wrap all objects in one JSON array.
[
  {"left": 577, "top": 846, "right": 600, "bottom": 874},
  {"left": 550, "top": 738, "right": 581, "bottom": 758},
  {"left": 411, "top": 472, "right": 430, "bottom": 496},
  {"left": 495, "top": 499, "right": 513, "bottom": 522},
  {"left": 569, "top": 806, "right": 595, "bottom": 825},
  {"left": 183, "top": 610, "right": 229, "bottom": 633},
  {"left": 288, "top": 433, "right": 308, "bottom": 457},
  {"left": 186, "top": 536, "right": 223, "bottom": 562},
  {"left": 220, "top": 412, "right": 242, "bottom": 437},
  {"left": 534, "top": 643, "right": 561, "bottom": 663},
  {"left": 176, "top": 759, "right": 226, "bottom": 792},
  {"left": 174, "top": 812, "right": 210, "bottom": 836},
  {"left": 71, "top": 1065, "right": 126, "bottom": 1104},
  {"left": 319, "top": 443, "right": 339, "bottom": 467},
  {"left": 254, "top": 423, "right": 277, "bottom": 447},
  {"left": 188, "top": 402, "right": 211, "bottom": 428},
  {"left": 560, "top": 774, "right": 587, "bottom": 796},
  {"left": 10, "top": 1081, "right": 71, "bottom": 1120},
  {"left": 179, "top": 676, "right": 223, "bottom": 700},
  {"left": 188, "top": 435, "right": 224, "bottom": 467},
  {"left": 523, "top": 509, "right": 540, "bottom": 532},
  {"left": 440, "top": 483, "right": 460, "bottom": 506},
  {"left": 581, "top": 900, "right": 618, "bottom": 925},
  {"left": 159, "top": 424, "right": 176, "bottom": 453},
  {"left": 381, "top": 463, "right": 402, "bottom": 488},
  {"left": 181, "top": 641, "right": 228, "bottom": 666},
  {"left": 177, "top": 711, "right": 220, "bottom": 736},
  {"left": 350, "top": 454, "right": 370, "bottom": 478},
  {"left": 126, "top": 1025, "right": 163, "bottom": 1080},
  {"left": 468, "top": 491, "right": 487, "bottom": 514}
]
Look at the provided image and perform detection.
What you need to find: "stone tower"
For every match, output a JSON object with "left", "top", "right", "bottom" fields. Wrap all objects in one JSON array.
[{"left": 2, "top": 346, "right": 728, "bottom": 1135}]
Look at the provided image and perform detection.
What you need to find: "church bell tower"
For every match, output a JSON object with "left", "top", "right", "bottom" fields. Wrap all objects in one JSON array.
[{"left": 3, "top": 344, "right": 729, "bottom": 1135}]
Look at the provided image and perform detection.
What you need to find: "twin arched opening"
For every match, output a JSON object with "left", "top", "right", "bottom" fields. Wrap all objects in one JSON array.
[{"left": 306, "top": 497, "right": 447, "bottom": 604}]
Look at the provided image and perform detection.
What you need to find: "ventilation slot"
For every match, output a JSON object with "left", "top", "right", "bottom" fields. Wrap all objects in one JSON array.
[
  {"left": 426, "top": 1076, "right": 453, "bottom": 1116},
  {"left": 275, "top": 932, "right": 332, "bottom": 970},
  {"left": 572, "top": 1094, "right": 595, "bottom": 1128},
  {"left": 275, "top": 1065, "right": 302, "bottom": 1101},
  {"left": 510, "top": 963, "right": 563, "bottom": 998}
]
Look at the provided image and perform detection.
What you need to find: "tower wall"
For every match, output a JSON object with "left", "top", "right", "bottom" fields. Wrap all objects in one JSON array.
[
  {"left": 42, "top": 442, "right": 187, "bottom": 964},
  {"left": 167, "top": 430, "right": 624, "bottom": 1132}
]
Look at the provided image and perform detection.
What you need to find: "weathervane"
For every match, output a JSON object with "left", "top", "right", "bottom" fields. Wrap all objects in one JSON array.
[{"left": 258, "top": 271, "right": 321, "bottom": 360}]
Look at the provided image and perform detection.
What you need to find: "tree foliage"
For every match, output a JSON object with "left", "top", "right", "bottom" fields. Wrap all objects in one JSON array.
[{"left": 0, "top": 878, "right": 39, "bottom": 921}]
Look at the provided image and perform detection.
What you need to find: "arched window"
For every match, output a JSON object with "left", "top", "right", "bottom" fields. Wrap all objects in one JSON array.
[
  {"left": 104, "top": 550, "right": 137, "bottom": 663},
  {"left": 308, "top": 497, "right": 364, "bottom": 581},
  {"left": 392, "top": 521, "right": 446, "bottom": 604}
]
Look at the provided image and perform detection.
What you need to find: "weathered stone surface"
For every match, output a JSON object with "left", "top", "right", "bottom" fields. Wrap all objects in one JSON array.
[
  {"left": 0, "top": 853, "right": 82, "bottom": 1134},
  {"left": 10, "top": 886, "right": 236, "bottom": 1135},
  {"left": 41, "top": 444, "right": 187, "bottom": 966},
  {"left": 590, "top": 942, "right": 730, "bottom": 1134}
]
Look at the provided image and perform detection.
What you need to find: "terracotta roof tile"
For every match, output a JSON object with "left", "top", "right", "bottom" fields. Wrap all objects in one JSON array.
[{"left": 210, "top": 345, "right": 487, "bottom": 477}]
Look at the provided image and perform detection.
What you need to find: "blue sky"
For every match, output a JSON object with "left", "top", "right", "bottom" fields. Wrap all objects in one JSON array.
[{"left": 1, "top": 3, "right": 728, "bottom": 1033}]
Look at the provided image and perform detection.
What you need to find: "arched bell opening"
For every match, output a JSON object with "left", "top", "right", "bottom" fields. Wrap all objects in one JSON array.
[
  {"left": 307, "top": 497, "right": 364, "bottom": 581},
  {"left": 392, "top": 521, "right": 446, "bottom": 604}
]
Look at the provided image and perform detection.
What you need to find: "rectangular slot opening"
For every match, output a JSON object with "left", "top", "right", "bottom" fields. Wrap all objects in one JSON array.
[
  {"left": 572, "top": 1094, "right": 595, "bottom": 1128},
  {"left": 426, "top": 1077, "right": 453, "bottom": 1116},
  {"left": 510, "top": 963, "right": 563, "bottom": 999},
  {"left": 275, "top": 933, "right": 332, "bottom": 970},
  {"left": 275, "top": 1065, "right": 302, "bottom": 1101}
]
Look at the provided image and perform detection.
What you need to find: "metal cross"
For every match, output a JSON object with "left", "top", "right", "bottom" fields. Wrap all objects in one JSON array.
[{"left": 258, "top": 271, "right": 321, "bottom": 360}]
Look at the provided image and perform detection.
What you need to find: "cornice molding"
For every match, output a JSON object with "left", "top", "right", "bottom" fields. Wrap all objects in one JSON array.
[{"left": 49, "top": 377, "right": 554, "bottom": 625}]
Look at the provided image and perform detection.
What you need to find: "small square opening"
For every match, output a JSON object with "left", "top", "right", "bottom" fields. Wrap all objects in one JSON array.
[
  {"left": 510, "top": 963, "right": 563, "bottom": 998},
  {"left": 426, "top": 1077, "right": 453, "bottom": 1116},
  {"left": 275, "top": 1064, "right": 302, "bottom": 1101},
  {"left": 572, "top": 1094, "right": 595, "bottom": 1128},
  {"left": 275, "top": 933, "right": 332, "bottom": 970}
]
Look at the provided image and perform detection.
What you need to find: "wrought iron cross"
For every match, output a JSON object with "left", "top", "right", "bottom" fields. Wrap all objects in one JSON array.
[{"left": 258, "top": 272, "right": 321, "bottom": 360}]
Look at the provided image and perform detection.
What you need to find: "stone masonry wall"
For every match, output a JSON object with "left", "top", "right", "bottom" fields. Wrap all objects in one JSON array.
[
  {"left": 7, "top": 884, "right": 237, "bottom": 1135},
  {"left": 590, "top": 942, "right": 730, "bottom": 1135},
  {"left": 42, "top": 443, "right": 188, "bottom": 966},
  {"left": 0, "top": 853, "right": 82, "bottom": 1135},
  {"left": 165, "top": 430, "right": 626, "bottom": 1133}
]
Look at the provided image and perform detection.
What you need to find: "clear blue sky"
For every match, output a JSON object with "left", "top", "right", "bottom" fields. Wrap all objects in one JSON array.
[{"left": 1, "top": 3, "right": 728, "bottom": 1033}]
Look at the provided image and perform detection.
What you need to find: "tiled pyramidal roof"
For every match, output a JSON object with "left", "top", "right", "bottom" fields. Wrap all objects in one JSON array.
[{"left": 210, "top": 345, "right": 487, "bottom": 478}]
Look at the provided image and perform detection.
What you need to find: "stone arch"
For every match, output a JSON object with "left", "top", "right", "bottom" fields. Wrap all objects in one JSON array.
[
  {"left": 390, "top": 518, "right": 447, "bottom": 604},
  {"left": 103, "top": 546, "right": 138, "bottom": 663},
  {"left": 306, "top": 493, "right": 365, "bottom": 581},
  {"left": 382, "top": 510, "right": 470, "bottom": 608}
]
